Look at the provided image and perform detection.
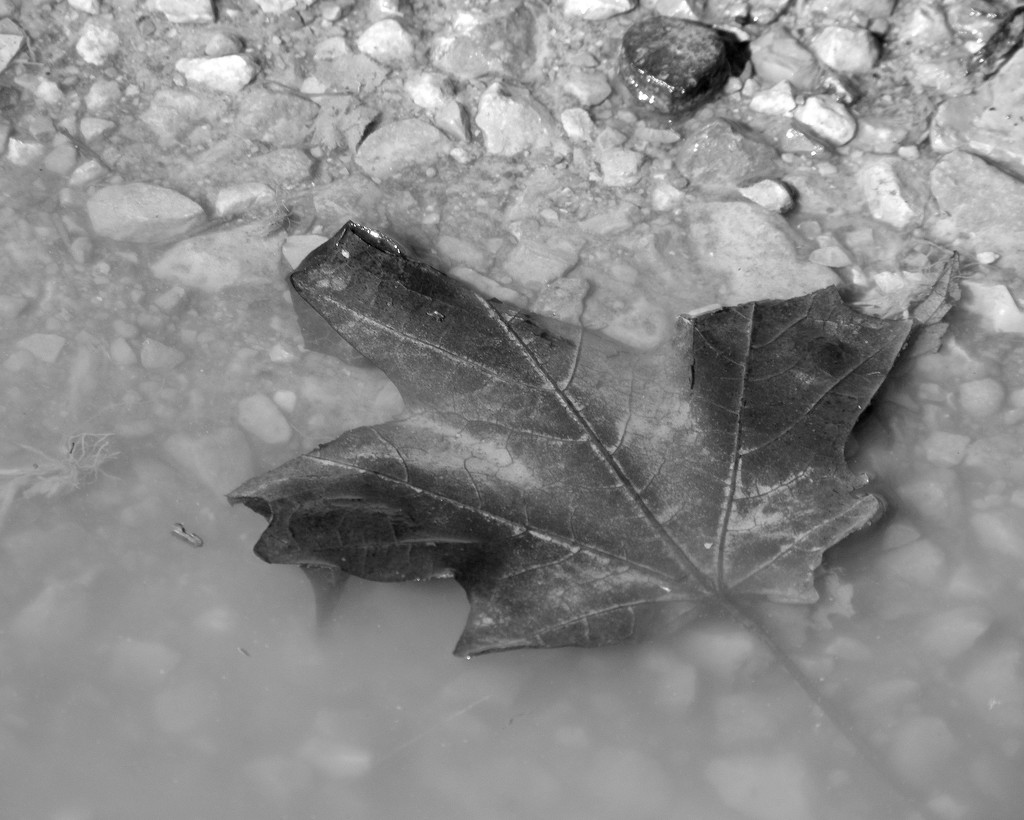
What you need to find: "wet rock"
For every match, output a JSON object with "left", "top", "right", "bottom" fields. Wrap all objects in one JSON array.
[
  {"left": 793, "top": 96, "right": 856, "bottom": 146},
  {"left": 475, "top": 83, "right": 561, "bottom": 156},
  {"left": 857, "top": 158, "right": 923, "bottom": 229},
  {"left": 237, "top": 394, "right": 292, "bottom": 445},
  {"left": 850, "top": 115, "right": 908, "bottom": 154},
  {"left": 151, "top": 222, "right": 285, "bottom": 292},
  {"left": 749, "top": 27, "right": 820, "bottom": 91},
  {"left": 141, "top": 91, "right": 210, "bottom": 147},
  {"left": 246, "top": 147, "right": 314, "bottom": 186},
  {"left": 79, "top": 116, "right": 116, "bottom": 143},
  {"left": 809, "top": 25, "right": 879, "bottom": 74},
  {"left": 929, "top": 151, "right": 1024, "bottom": 269},
  {"left": 685, "top": 200, "right": 838, "bottom": 303},
  {"left": 69, "top": 0, "right": 100, "bottom": 12},
  {"left": 357, "top": 19, "right": 415, "bottom": 65},
  {"left": 236, "top": 88, "right": 317, "bottom": 146},
  {"left": 164, "top": 427, "right": 255, "bottom": 495},
  {"left": 16, "top": 333, "right": 66, "bottom": 363},
  {"left": 737, "top": 179, "right": 794, "bottom": 213},
  {"left": 76, "top": 19, "right": 120, "bottom": 66},
  {"left": 532, "top": 278, "right": 589, "bottom": 323},
  {"left": 565, "top": 0, "right": 636, "bottom": 20},
  {"left": 921, "top": 431, "right": 971, "bottom": 467},
  {"left": 674, "top": 119, "right": 780, "bottom": 186},
  {"left": 620, "top": 18, "right": 729, "bottom": 115},
  {"left": 85, "top": 78, "right": 122, "bottom": 113},
  {"left": 430, "top": 5, "right": 536, "bottom": 81},
  {"left": 310, "top": 42, "right": 387, "bottom": 94},
  {"left": 175, "top": 55, "right": 257, "bottom": 94},
  {"left": 355, "top": 119, "right": 450, "bottom": 178},
  {"left": 405, "top": 72, "right": 451, "bottom": 110},
  {"left": 140, "top": 338, "right": 186, "bottom": 370},
  {"left": 705, "top": 754, "right": 812, "bottom": 820},
  {"left": 87, "top": 183, "right": 206, "bottom": 244},
  {"left": 153, "top": 0, "right": 215, "bottom": 24},
  {"left": 212, "top": 182, "right": 276, "bottom": 219},
  {"left": 0, "top": 19, "right": 24, "bottom": 73},
  {"left": 931, "top": 49, "right": 1024, "bottom": 179},
  {"left": 254, "top": 0, "right": 296, "bottom": 12},
  {"left": 650, "top": 179, "right": 686, "bottom": 210},
  {"left": 748, "top": 80, "right": 796, "bottom": 116},
  {"left": 44, "top": 142, "right": 77, "bottom": 175}
]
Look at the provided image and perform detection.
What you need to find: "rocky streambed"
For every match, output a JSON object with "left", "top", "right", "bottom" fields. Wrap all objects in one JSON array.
[{"left": 1, "top": 1, "right": 1023, "bottom": 819}]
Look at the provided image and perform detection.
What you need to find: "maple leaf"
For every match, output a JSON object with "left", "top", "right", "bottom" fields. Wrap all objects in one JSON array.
[{"left": 229, "top": 222, "right": 912, "bottom": 657}]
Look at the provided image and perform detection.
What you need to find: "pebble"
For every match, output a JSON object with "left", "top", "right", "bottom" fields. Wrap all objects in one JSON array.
[
  {"left": 140, "top": 338, "right": 186, "bottom": 370},
  {"left": 748, "top": 80, "right": 796, "bottom": 116},
  {"left": 474, "top": 83, "right": 560, "bottom": 156},
  {"left": 674, "top": 118, "right": 781, "bottom": 185},
  {"left": 237, "top": 394, "right": 293, "bottom": 445},
  {"left": 857, "top": 159, "right": 920, "bottom": 229},
  {"left": 531, "top": 278, "right": 589, "bottom": 323},
  {"left": 563, "top": 0, "right": 636, "bottom": 20},
  {"left": 75, "top": 19, "right": 120, "bottom": 66},
  {"left": 921, "top": 431, "right": 971, "bottom": 467},
  {"left": 560, "top": 107, "right": 595, "bottom": 142},
  {"left": 175, "top": 55, "right": 257, "bottom": 94},
  {"left": 109, "top": 337, "right": 137, "bottom": 366},
  {"left": 597, "top": 147, "right": 643, "bottom": 186},
  {"left": 931, "top": 48, "right": 1024, "bottom": 179},
  {"left": 68, "top": 158, "right": 106, "bottom": 187},
  {"left": 405, "top": 72, "right": 451, "bottom": 110},
  {"left": 809, "top": 25, "right": 879, "bottom": 74},
  {"left": 958, "top": 377, "right": 1005, "bottom": 419},
  {"left": 929, "top": 151, "right": 1024, "bottom": 269},
  {"left": 16, "top": 333, "right": 66, "bottom": 363},
  {"left": 356, "top": 19, "right": 415, "bottom": 65},
  {"left": 620, "top": 18, "right": 729, "bottom": 115},
  {"left": 793, "top": 96, "right": 857, "bottom": 146},
  {"left": 562, "top": 69, "right": 612, "bottom": 106},
  {"left": 68, "top": 0, "right": 100, "bottom": 12},
  {"left": 204, "top": 32, "right": 243, "bottom": 57},
  {"left": 684, "top": 200, "right": 839, "bottom": 303},
  {"left": 749, "top": 27, "right": 820, "bottom": 90},
  {"left": 79, "top": 116, "right": 116, "bottom": 142},
  {"left": 6, "top": 137, "right": 45, "bottom": 166},
  {"left": 650, "top": 179, "right": 686, "bottom": 210},
  {"left": 153, "top": 0, "right": 215, "bottom": 24},
  {"left": 0, "top": 20, "right": 23, "bottom": 74},
  {"left": 85, "top": 79, "right": 121, "bottom": 113},
  {"left": 86, "top": 183, "right": 207, "bottom": 244},
  {"left": 164, "top": 427, "right": 255, "bottom": 494},
  {"left": 212, "top": 182, "right": 276, "bottom": 219},
  {"left": 808, "top": 245, "right": 851, "bottom": 267},
  {"left": 704, "top": 754, "right": 813, "bottom": 820},
  {"left": 43, "top": 143, "right": 77, "bottom": 175},
  {"left": 737, "top": 178, "right": 794, "bottom": 213},
  {"left": 503, "top": 234, "right": 583, "bottom": 290},
  {"left": 253, "top": 0, "right": 297, "bottom": 12},
  {"left": 151, "top": 222, "right": 285, "bottom": 292},
  {"left": 354, "top": 118, "right": 450, "bottom": 178}
]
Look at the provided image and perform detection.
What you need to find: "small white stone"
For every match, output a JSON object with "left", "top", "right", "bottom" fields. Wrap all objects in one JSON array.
[
  {"left": 109, "top": 337, "right": 137, "bottom": 366},
  {"left": 16, "top": 333, "right": 66, "bottom": 363},
  {"left": 976, "top": 251, "right": 1000, "bottom": 265},
  {"left": 356, "top": 19, "right": 414, "bottom": 65},
  {"left": 405, "top": 72, "right": 451, "bottom": 110},
  {"left": 69, "top": 0, "right": 101, "bottom": 13},
  {"left": 737, "top": 179, "right": 793, "bottom": 213},
  {"left": 793, "top": 96, "right": 857, "bottom": 146},
  {"left": 237, "top": 394, "right": 293, "bottom": 445},
  {"left": 650, "top": 180, "right": 686, "bottom": 211},
  {"left": 921, "top": 430, "right": 971, "bottom": 467},
  {"left": 597, "top": 147, "right": 642, "bottom": 187},
  {"left": 749, "top": 80, "right": 796, "bottom": 116},
  {"left": 34, "top": 78, "right": 63, "bottom": 105},
  {"left": 6, "top": 137, "right": 46, "bottom": 166},
  {"left": 69, "top": 158, "right": 107, "bottom": 187},
  {"left": 43, "top": 143, "right": 77, "bottom": 175},
  {"left": 858, "top": 159, "right": 919, "bottom": 228},
  {"left": 273, "top": 390, "right": 297, "bottom": 413},
  {"left": 562, "top": 69, "right": 612, "bottom": 106},
  {"left": 808, "top": 245, "right": 852, "bottom": 267},
  {"left": 87, "top": 183, "right": 206, "bottom": 243},
  {"left": 212, "top": 182, "right": 276, "bottom": 218},
  {"left": 958, "top": 377, "right": 1005, "bottom": 419},
  {"left": 79, "top": 116, "right": 116, "bottom": 142},
  {"left": 253, "top": 0, "right": 297, "bottom": 12},
  {"left": 204, "top": 32, "right": 243, "bottom": 57},
  {"left": 961, "top": 282, "right": 1024, "bottom": 334},
  {"left": 563, "top": 0, "right": 636, "bottom": 20},
  {"left": 76, "top": 19, "right": 120, "bottom": 66},
  {"left": 809, "top": 25, "right": 879, "bottom": 74},
  {"left": 85, "top": 79, "right": 121, "bottom": 112},
  {"left": 560, "top": 107, "right": 594, "bottom": 142},
  {"left": 140, "top": 338, "right": 186, "bottom": 370},
  {"left": 175, "top": 55, "right": 256, "bottom": 94},
  {"left": 475, "top": 82, "right": 560, "bottom": 156},
  {"left": 0, "top": 23, "right": 25, "bottom": 74},
  {"left": 153, "top": 0, "right": 216, "bottom": 24}
]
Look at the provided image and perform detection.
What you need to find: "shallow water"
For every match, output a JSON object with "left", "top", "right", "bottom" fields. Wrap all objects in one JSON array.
[{"left": 3, "top": 3, "right": 1024, "bottom": 819}]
